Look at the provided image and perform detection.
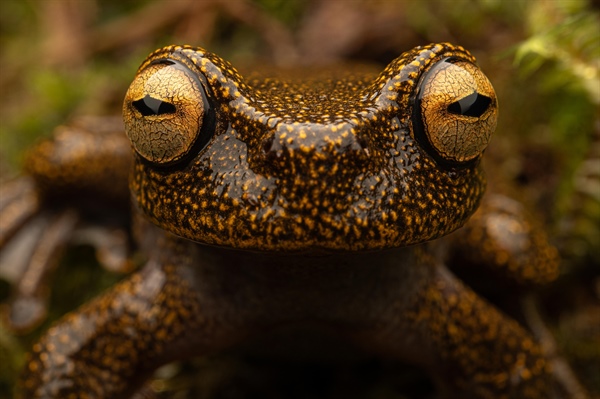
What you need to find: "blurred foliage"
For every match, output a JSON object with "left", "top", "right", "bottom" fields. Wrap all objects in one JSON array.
[
  {"left": 515, "top": 0, "right": 598, "bottom": 169},
  {"left": 512, "top": 0, "right": 600, "bottom": 266},
  {"left": 0, "top": 0, "right": 598, "bottom": 398}
]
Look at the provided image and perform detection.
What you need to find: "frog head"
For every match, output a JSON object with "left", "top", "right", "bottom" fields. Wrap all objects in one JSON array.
[{"left": 123, "top": 43, "right": 497, "bottom": 252}]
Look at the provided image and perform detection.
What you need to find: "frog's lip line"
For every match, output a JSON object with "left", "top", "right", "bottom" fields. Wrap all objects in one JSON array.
[{"left": 183, "top": 236, "right": 431, "bottom": 257}]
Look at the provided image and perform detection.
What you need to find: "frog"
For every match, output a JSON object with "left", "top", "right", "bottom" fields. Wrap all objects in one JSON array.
[{"left": 0, "top": 42, "right": 585, "bottom": 398}]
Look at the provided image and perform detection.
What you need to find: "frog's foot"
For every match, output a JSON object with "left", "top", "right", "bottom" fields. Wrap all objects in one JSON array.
[
  {"left": 1, "top": 206, "right": 79, "bottom": 332},
  {"left": 0, "top": 179, "right": 133, "bottom": 333},
  {"left": 2, "top": 118, "right": 134, "bottom": 332},
  {"left": 71, "top": 224, "right": 135, "bottom": 274}
]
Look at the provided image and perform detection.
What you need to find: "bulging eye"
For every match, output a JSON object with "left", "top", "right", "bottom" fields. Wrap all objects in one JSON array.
[
  {"left": 123, "top": 60, "right": 212, "bottom": 165},
  {"left": 415, "top": 58, "right": 497, "bottom": 164}
]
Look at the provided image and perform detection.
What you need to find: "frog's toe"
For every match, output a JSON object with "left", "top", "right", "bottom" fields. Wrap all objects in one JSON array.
[
  {"left": 2, "top": 210, "right": 79, "bottom": 332},
  {"left": 521, "top": 296, "right": 590, "bottom": 399},
  {"left": 1, "top": 199, "right": 134, "bottom": 332},
  {"left": 3, "top": 216, "right": 134, "bottom": 332},
  {"left": 0, "top": 177, "right": 40, "bottom": 249},
  {"left": 7, "top": 296, "right": 46, "bottom": 332},
  {"left": 73, "top": 224, "right": 134, "bottom": 273}
]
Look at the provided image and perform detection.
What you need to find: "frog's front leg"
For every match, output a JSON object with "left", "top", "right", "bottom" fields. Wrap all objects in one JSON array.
[
  {"left": 411, "top": 266, "right": 557, "bottom": 399},
  {"left": 444, "top": 192, "right": 588, "bottom": 398},
  {"left": 17, "top": 237, "right": 245, "bottom": 399},
  {"left": 351, "top": 248, "right": 567, "bottom": 399}
]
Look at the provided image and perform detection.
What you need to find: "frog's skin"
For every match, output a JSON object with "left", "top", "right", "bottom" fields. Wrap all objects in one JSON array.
[{"left": 1, "top": 43, "right": 582, "bottom": 398}]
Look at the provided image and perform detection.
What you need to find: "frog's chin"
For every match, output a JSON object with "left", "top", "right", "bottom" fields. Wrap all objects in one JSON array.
[
  {"left": 135, "top": 195, "right": 482, "bottom": 253},
  {"left": 133, "top": 163, "right": 485, "bottom": 253}
]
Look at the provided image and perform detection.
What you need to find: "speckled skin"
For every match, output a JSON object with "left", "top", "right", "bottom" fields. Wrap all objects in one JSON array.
[
  {"left": 3, "top": 43, "right": 575, "bottom": 398},
  {"left": 127, "top": 44, "right": 489, "bottom": 251}
]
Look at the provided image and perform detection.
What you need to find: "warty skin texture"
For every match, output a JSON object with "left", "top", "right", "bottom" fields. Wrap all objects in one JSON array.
[{"left": 2, "top": 43, "right": 583, "bottom": 398}]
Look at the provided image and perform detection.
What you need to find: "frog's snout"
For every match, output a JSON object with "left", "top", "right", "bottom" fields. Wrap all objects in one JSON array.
[{"left": 259, "top": 122, "right": 370, "bottom": 178}]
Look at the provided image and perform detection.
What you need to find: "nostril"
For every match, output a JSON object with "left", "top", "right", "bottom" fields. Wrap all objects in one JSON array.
[
  {"left": 355, "top": 135, "right": 369, "bottom": 152},
  {"left": 261, "top": 134, "right": 275, "bottom": 156}
]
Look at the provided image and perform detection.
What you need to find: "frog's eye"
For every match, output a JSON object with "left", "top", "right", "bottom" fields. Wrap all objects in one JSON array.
[
  {"left": 415, "top": 58, "right": 497, "bottom": 164},
  {"left": 123, "top": 60, "right": 212, "bottom": 166}
]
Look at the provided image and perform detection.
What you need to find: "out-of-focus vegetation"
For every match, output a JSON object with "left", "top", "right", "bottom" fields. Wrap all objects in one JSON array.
[
  {"left": 513, "top": 0, "right": 599, "bottom": 264},
  {"left": 0, "top": 0, "right": 598, "bottom": 398}
]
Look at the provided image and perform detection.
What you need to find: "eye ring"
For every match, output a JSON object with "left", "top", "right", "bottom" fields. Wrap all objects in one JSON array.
[
  {"left": 413, "top": 58, "right": 498, "bottom": 165},
  {"left": 123, "top": 59, "right": 215, "bottom": 167}
]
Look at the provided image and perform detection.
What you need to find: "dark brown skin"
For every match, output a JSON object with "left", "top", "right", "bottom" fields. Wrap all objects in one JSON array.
[{"left": 0, "top": 43, "right": 584, "bottom": 398}]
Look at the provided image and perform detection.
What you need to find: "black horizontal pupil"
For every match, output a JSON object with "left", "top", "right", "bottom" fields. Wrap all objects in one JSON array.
[
  {"left": 447, "top": 92, "right": 491, "bottom": 117},
  {"left": 133, "top": 94, "right": 176, "bottom": 116}
]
